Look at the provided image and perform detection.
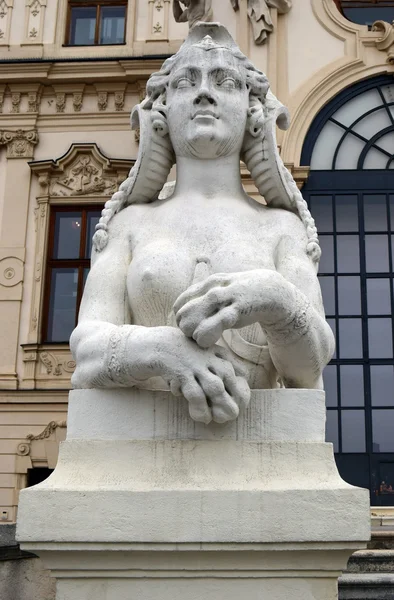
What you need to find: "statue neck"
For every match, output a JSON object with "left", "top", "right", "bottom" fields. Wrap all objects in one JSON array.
[{"left": 173, "top": 155, "right": 245, "bottom": 201}]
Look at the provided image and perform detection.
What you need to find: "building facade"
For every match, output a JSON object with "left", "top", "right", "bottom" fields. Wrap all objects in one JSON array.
[{"left": 0, "top": 0, "right": 393, "bottom": 560}]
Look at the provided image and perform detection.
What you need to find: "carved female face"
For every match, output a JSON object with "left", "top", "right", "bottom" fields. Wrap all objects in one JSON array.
[{"left": 166, "top": 46, "right": 249, "bottom": 159}]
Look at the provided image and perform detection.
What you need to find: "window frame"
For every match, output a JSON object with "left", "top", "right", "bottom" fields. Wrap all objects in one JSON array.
[
  {"left": 65, "top": 0, "right": 128, "bottom": 47},
  {"left": 335, "top": 0, "right": 394, "bottom": 28},
  {"left": 42, "top": 205, "right": 102, "bottom": 344}
]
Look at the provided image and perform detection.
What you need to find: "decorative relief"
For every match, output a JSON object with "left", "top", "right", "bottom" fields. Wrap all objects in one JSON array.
[
  {"left": 114, "top": 90, "right": 125, "bottom": 111},
  {"left": 0, "top": 0, "right": 13, "bottom": 45},
  {"left": 17, "top": 420, "right": 67, "bottom": 456},
  {"left": 27, "top": 91, "right": 39, "bottom": 112},
  {"left": 231, "top": 0, "right": 292, "bottom": 45},
  {"left": 0, "top": 256, "right": 24, "bottom": 290},
  {"left": 24, "top": 0, "right": 46, "bottom": 44},
  {"left": 0, "top": 129, "right": 38, "bottom": 158},
  {"left": 72, "top": 91, "right": 83, "bottom": 112},
  {"left": 148, "top": 0, "right": 170, "bottom": 40},
  {"left": 11, "top": 92, "right": 20, "bottom": 113},
  {"left": 372, "top": 20, "right": 394, "bottom": 65},
  {"left": 97, "top": 91, "right": 108, "bottom": 111},
  {"left": 56, "top": 92, "right": 66, "bottom": 113}
]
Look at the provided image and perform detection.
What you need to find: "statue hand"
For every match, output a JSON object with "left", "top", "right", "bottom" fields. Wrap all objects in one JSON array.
[
  {"left": 143, "top": 328, "right": 250, "bottom": 424},
  {"left": 174, "top": 270, "right": 293, "bottom": 348}
]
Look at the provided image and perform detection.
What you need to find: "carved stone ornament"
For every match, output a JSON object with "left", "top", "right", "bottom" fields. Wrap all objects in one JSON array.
[
  {"left": 56, "top": 92, "right": 66, "bottom": 113},
  {"left": 231, "top": 0, "right": 292, "bottom": 44},
  {"left": 29, "top": 143, "right": 133, "bottom": 198},
  {"left": 73, "top": 92, "right": 83, "bottom": 112},
  {"left": 0, "top": 256, "right": 24, "bottom": 287},
  {"left": 17, "top": 420, "right": 67, "bottom": 456},
  {"left": 98, "top": 91, "right": 108, "bottom": 111},
  {"left": 11, "top": 92, "right": 21, "bottom": 113},
  {"left": 69, "top": 23, "right": 334, "bottom": 426},
  {"left": 0, "top": 129, "right": 38, "bottom": 158},
  {"left": 173, "top": 0, "right": 213, "bottom": 28},
  {"left": 372, "top": 20, "right": 394, "bottom": 64}
]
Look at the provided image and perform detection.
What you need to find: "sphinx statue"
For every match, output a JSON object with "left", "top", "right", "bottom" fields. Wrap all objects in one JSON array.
[
  {"left": 173, "top": 0, "right": 213, "bottom": 28},
  {"left": 70, "top": 23, "right": 335, "bottom": 426}
]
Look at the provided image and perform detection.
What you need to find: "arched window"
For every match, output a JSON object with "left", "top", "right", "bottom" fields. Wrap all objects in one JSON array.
[
  {"left": 334, "top": 1, "right": 394, "bottom": 28},
  {"left": 301, "top": 75, "right": 394, "bottom": 506}
]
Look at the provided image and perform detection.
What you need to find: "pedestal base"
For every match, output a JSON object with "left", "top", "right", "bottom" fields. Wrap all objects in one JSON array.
[{"left": 17, "top": 389, "right": 370, "bottom": 600}]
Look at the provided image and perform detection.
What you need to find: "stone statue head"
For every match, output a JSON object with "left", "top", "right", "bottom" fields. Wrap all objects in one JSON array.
[{"left": 93, "top": 23, "right": 320, "bottom": 266}]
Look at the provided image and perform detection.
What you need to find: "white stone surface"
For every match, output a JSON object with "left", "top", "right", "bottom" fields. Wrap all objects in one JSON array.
[
  {"left": 70, "top": 22, "right": 334, "bottom": 426},
  {"left": 67, "top": 388, "right": 326, "bottom": 441}
]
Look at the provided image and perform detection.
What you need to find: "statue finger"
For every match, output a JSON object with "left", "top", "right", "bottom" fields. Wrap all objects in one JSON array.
[
  {"left": 198, "top": 373, "right": 239, "bottom": 424},
  {"left": 222, "top": 375, "right": 251, "bottom": 411},
  {"left": 192, "top": 307, "right": 239, "bottom": 348},
  {"left": 212, "top": 347, "right": 248, "bottom": 378},
  {"left": 181, "top": 379, "right": 212, "bottom": 424},
  {"left": 173, "top": 274, "right": 229, "bottom": 314}
]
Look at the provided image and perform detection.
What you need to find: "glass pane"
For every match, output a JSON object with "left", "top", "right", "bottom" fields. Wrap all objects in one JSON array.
[
  {"left": 368, "top": 318, "right": 393, "bottom": 359},
  {"left": 363, "top": 147, "right": 389, "bottom": 170},
  {"left": 343, "top": 7, "right": 394, "bottom": 28},
  {"left": 338, "top": 276, "right": 361, "bottom": 315},
  {"left": 367, "top": 279, "right": 391, "bottom": 315},
  {"left": 310, "top": 121, "right": 343, "bottom": 170},
  {"left": 333, "top": 89, "right": 381, "bottom": 127},
  {"left": 341, "top": 410, "right": 366, "bottom": 453},
  {"left": 375, "top": 132, "right": 394, "bottom": 156},
  {"left": 319, "top": 276, "right": 335, "bottom": 315},
  {"left": 338, "top": 319, "right": 362, "bottom": 359},
  {"left": 336, "top": 195, "right": 358, "bottom": 232},
  {"left": 327, "top": 318, "right": 337, "bottom": 359},
  {"left": 326, "top": 410, "right": 339, "bottom": 452},
  {"left": 365, "top": 235, "right": 389, "bottom": 273},
  {"left": 337, "top": 236, "right": 360, "bottom": 273},
  {"left": 372, "top": 410, "right": 394, "bottom": 452},
  {"left": 323, "top": 365, "right": 337, "bottom": 407},
  {"left": 335, "top": 134, "right": 365, "bottom": 169},
  {"left": 69, "top": 7, "right": 96, "bottom": 45},
  {"left": 47, "top": 268, "right": 78, "bottom": 342},
  {"left": 381, "top": 84, "right": 394, "bottom": 105},
  {"left": 353, "top": 108, "right": 391, "bottom": 140},
  {"left": 390, "top": 195, "right": 394, "bottom": 230},
  {"left": 53, "top": 212, "right": 82, "bottom": 259},
  {"left": 364, "top": 194, "right": 387, "bottom": 231},
  {"left": 309, "top": 195, "right": 333, "bottom": 232},
  {"left": 318, "top": 235, "right": 334, "bottom": 273},
  {"left": 371, "top": 366, "right": 394, "bottom": 407},
  {"left": 340, "top": 365, "right": 364, "bottom": 407},
  {"left": 85, "top": 210, "right": 101, "bottom": 258},
  {"left": 100, "top": 6, "right": 126, "bottom": 44}
]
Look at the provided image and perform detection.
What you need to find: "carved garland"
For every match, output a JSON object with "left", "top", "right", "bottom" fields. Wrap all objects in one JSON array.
[{"left": 17, "top": 420, "right": 67, "bottom": 456}]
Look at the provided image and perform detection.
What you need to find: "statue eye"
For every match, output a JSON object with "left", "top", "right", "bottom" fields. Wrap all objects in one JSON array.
[
  {"left": 217, "top": 78, "right": 237, "bottom": 90},
  {"left": 176, "top": 77, "right": 195, "bottom": 89}
]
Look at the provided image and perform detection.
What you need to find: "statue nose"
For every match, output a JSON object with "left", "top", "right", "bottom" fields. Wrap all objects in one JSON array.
[{"left": 194, "top": 92, "right": 216, "bottom": 106}]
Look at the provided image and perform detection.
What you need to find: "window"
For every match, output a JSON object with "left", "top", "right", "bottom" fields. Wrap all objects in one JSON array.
[
  {"left": 43, "top": 206, "right": 101, "bottom": 343},
  {"left": 335, "top": 1, "right": 394, "bottom": 28},
  {"left": 302, "top": 76, "right": 394, "bottom": 505},
  {"left": 67, "top": 1, "right": 127, "bottom": 46}
]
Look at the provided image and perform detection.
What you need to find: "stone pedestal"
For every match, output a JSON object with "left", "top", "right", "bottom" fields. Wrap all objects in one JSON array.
[{"left": 16, "top": 388, "right": 370, "bottom": 600}]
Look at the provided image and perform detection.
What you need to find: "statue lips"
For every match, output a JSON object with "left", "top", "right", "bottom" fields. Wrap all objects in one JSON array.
[{"left": 192, "top": 109, "right": 218, "bottom": 121}]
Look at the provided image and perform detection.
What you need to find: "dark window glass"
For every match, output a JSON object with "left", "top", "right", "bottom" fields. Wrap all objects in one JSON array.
[
  {"left": 342, "top": 410, "right": 366, "bottom": 453},
  {"left": 53, "top": 212, "right": 82, "bottom": 259},
  {"left": 319, "top": 276, "right": 335, "bottom": 315},
  {"left": 341, "top": 6, "right": 394, "bottom": 28},
  {"left": 370, "top": 366, "right": 394, "bottom": 407},
  {"left": 368, "top": 318, "right": 393, "bottom": 359},
  {"left": 336, "top": 195, "right": 358, "bottom": 232},
  {"left": 364, "top": 194, "right": 387, "bottom": 231},
  {"left": 338, "top": 276, "right": 361, "bottom": 315},
  {"left": 68, "top": 2, "right": 126, "bottom": 46},
  {"left": 338, "top": 318, "right": 363, "bottom": 358},
  {"left": 365, "top": 235, "right": 390, "bottom": 273},
  {"left": 47, "top": 268, "right": 78, "bottom": 342},
  {"left": 323, "top": 365, "right": 338, "bottom": 407},
  {"left": 319, "top": 235, "right": 335, "bottom": 273},
  {"left": 367, "top": 279, "right": 391, "bottom": 315},
  {"left": 69, "top": 7, "right": 96, "bottom": 45},
  {"left": 310, "top": 195, "right": 333, "bottom": 232},
  {"left": 337, "top": 236, "right": 360, "bottom": 273},
  {"left": 326, "top": 409, "right": 339, "bottom": 452},
  {"left": 340, "top": 365, "right": 364, "bottom": 406},
  {"left": 372, "top": 410, "right": 394, "bottom": 452},
  {"left": 44, "top": 205, "right": 103, "bottom": 342},
  {"left": 100, "top": 5, "right": 126, "bottom": 44}
]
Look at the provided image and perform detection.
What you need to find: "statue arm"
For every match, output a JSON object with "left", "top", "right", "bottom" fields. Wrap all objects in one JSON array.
[{"left": 173, "top": 0, "right": 188, "bottom": 23}]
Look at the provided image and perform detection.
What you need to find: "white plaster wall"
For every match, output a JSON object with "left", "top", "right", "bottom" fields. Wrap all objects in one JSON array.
[
  {"left": 43, "top": 0, "right": 60, "bottom": 45},
  {"left": 33, "top": 130, "right": 136, "bottom": 162},
  {"left": 287, "top": 0, "right": 345, "bottom": 95},
  {"left": 0, "top": 149, "right": 6, "bottom": 231}
]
